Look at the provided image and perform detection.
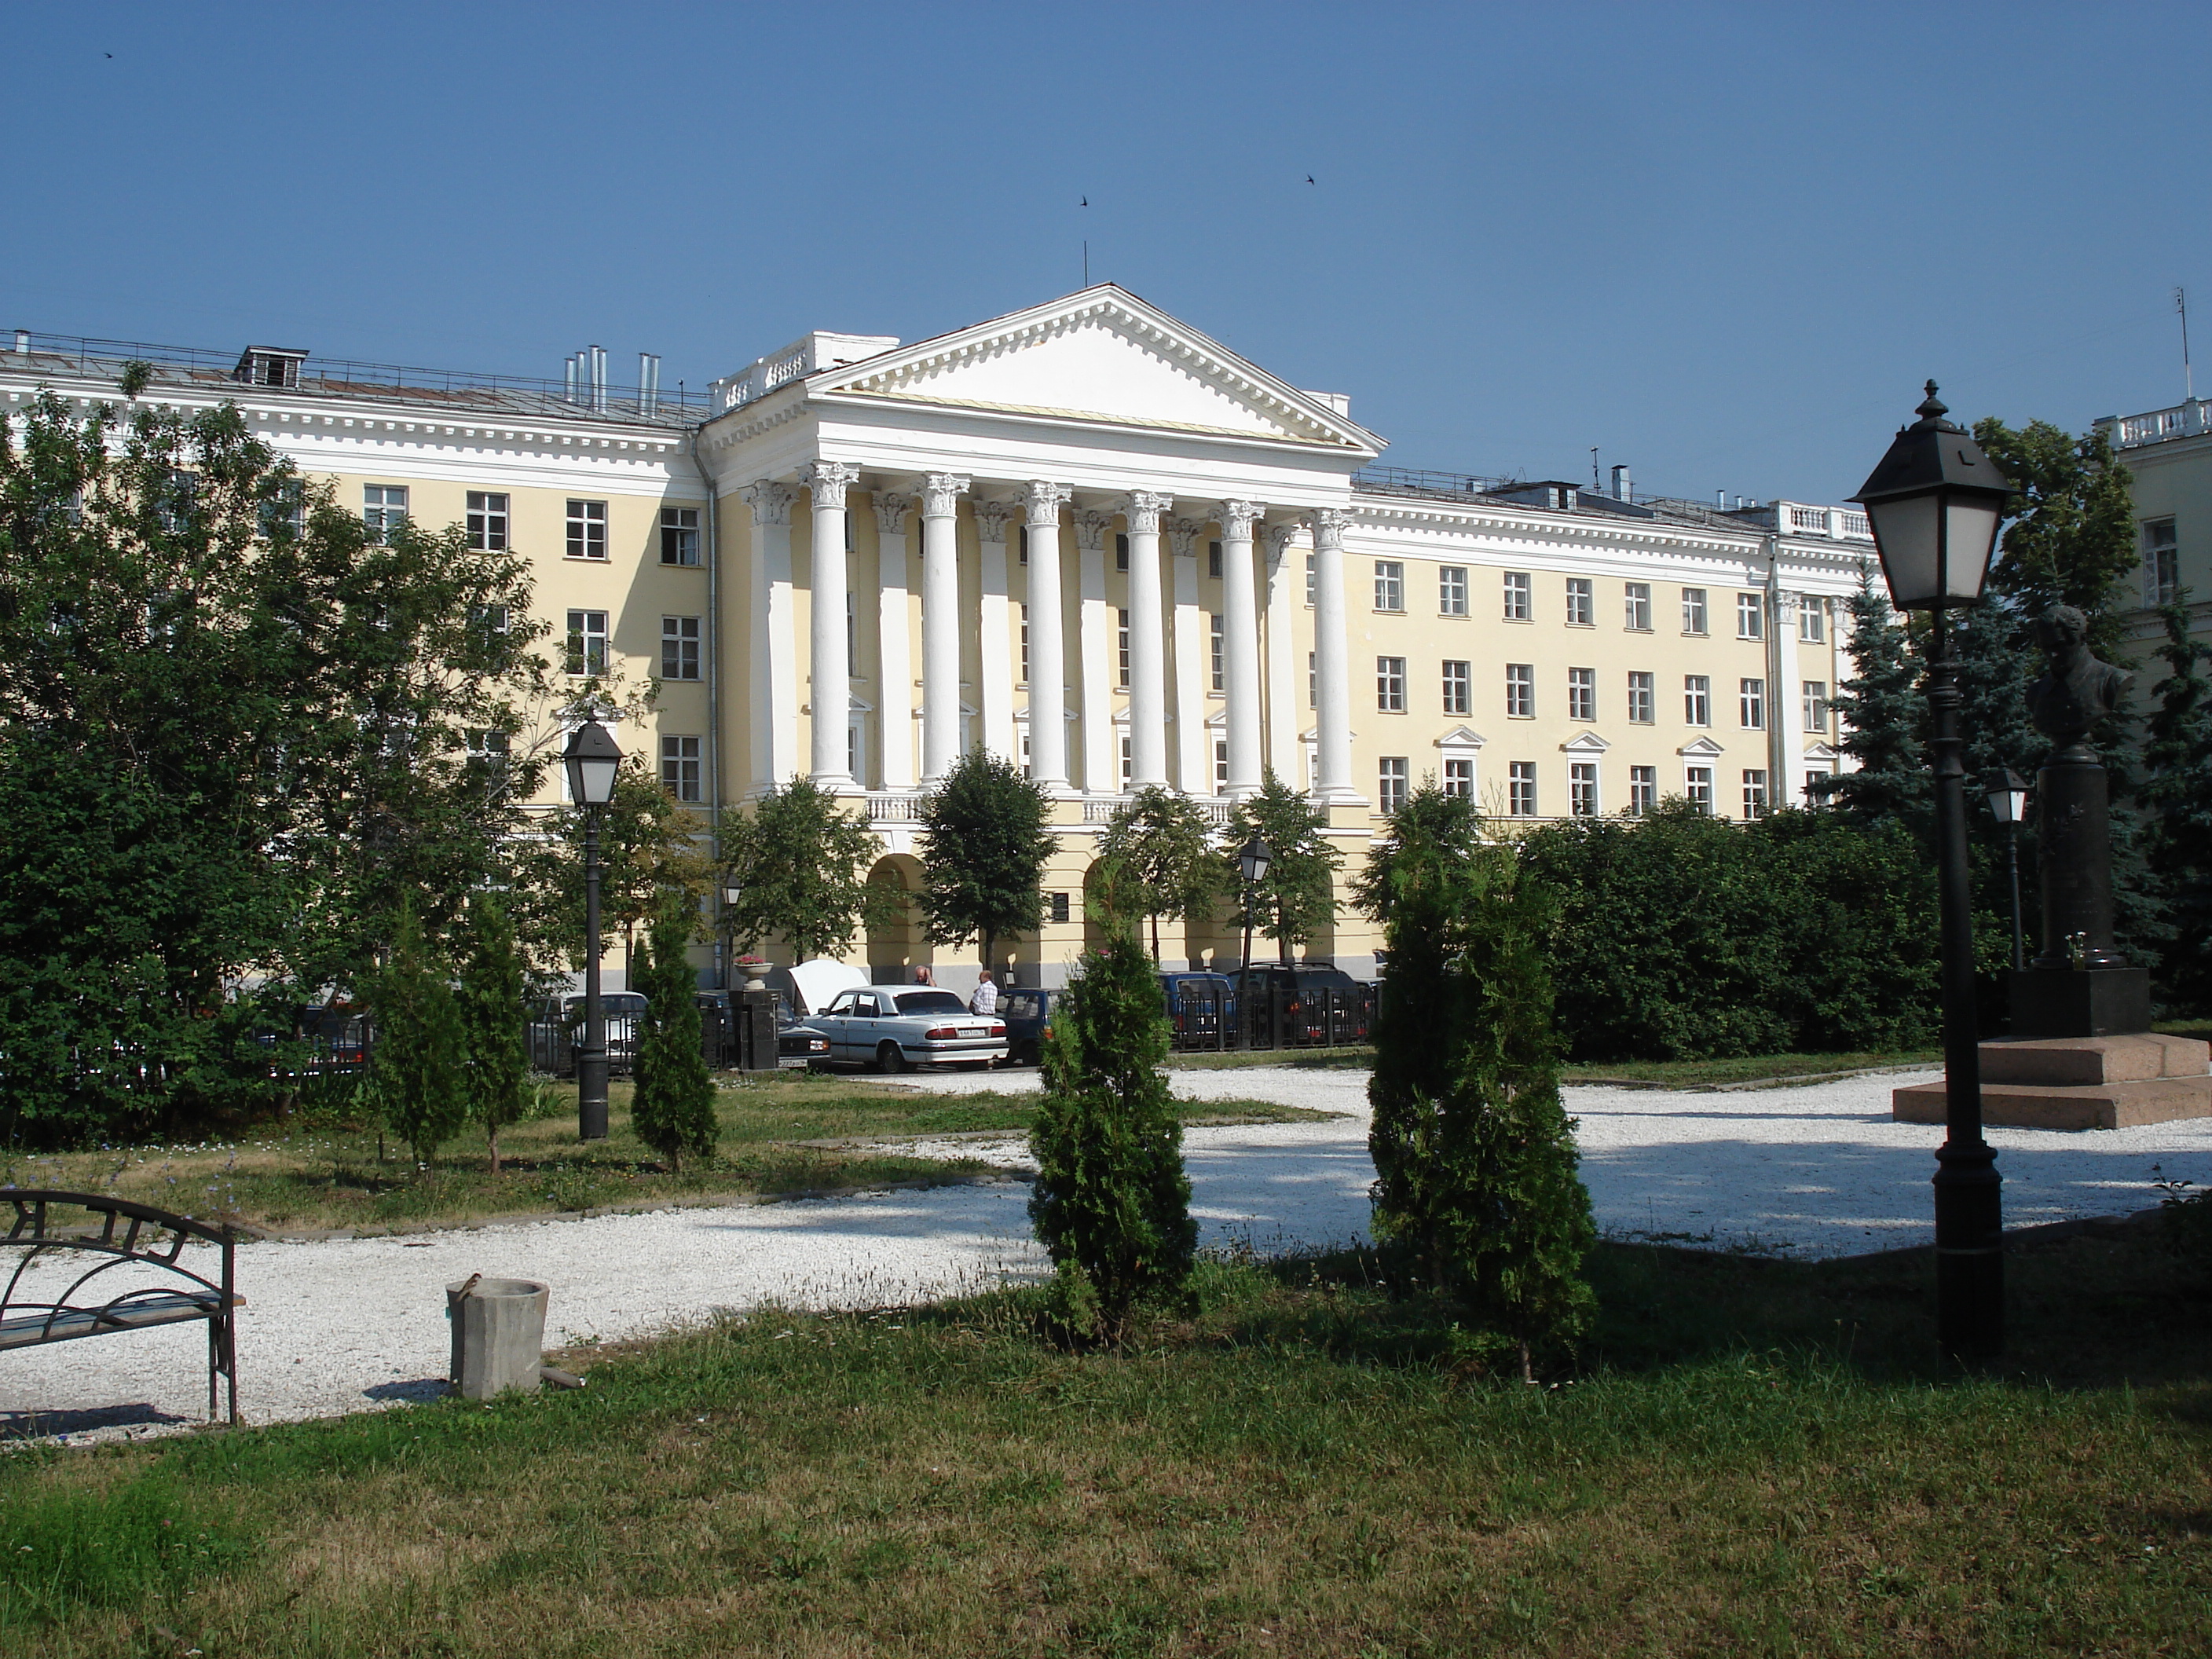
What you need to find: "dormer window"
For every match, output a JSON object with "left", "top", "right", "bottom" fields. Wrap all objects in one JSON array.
[{"left": 234, "top": 346, "right": 307, "bottom": 388}]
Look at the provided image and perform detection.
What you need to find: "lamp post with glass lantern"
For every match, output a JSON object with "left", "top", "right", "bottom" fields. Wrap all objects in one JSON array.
[
  {"left": 563, "top": 717, "right": 622, "bottom": 1142},
  {"left": 1236, "top": 834, "right": 1271, "bottom": 1048},
  {"left": 1983, "top": 767, "right": 2030, "bottom": 972},
  {"left": 1851, "top": 381, "right": 2013, "bottom": 1359}
]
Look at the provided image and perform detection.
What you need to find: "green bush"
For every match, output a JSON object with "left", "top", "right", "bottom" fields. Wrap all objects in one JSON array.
[
  {"left": 359, "top": 901, "right": 467, "bottom": 1165},
  {"left": 631, "top": 893, "right": 717, "bottom": 1174}
]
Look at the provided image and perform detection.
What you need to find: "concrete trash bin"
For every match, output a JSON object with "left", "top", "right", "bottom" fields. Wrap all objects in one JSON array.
[{"left": 446, "top": 1277, "right": 549, "bottom": 1400}]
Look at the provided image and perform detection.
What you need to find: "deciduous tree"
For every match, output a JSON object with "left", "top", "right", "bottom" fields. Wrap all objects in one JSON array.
[
  {"left": 719, "top": 777, "right": 890, "bottom": 961},
  {"left": 1220, "top": 770, "right": 1340, "bottom": 965},
  {"left": 1095, "top": 786, "right": 1219, "bottom": 960},
  {"left": 916, "top": 751, "right": 1054, "bottom": 970}
]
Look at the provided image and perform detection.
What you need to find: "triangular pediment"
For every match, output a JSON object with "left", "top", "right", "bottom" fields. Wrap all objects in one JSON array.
[
  {"left": 1679, "top": 735, "right": 1727, "bottom": 757},
  {"left": 1562, "top": 731, "right": 1610, "bottom": 753},
  {"left": 1436, "top": 726, "right": 1486, "bottom": 749},
  {"left": 813, "top": 286, "right": 1380, "bottom": 452}
]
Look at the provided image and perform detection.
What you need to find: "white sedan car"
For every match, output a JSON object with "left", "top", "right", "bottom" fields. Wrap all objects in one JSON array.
[{"left": 811, "top": 987, "right": 1008, "bottom": 1072}]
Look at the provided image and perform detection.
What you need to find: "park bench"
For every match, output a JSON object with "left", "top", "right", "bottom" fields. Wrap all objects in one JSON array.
[{"left": 1, "top": 1190, "right": 240, "bottom": 1425}]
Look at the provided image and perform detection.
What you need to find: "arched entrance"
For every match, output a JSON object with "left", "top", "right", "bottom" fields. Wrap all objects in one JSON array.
[{"left": 865, "top": 854, "right": 926, "bottom": 981}]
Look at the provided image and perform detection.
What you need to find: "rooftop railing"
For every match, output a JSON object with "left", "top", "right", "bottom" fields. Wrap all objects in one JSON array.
[{"left": 2100, "top": 400, "right": 2212, "bottom": 449}]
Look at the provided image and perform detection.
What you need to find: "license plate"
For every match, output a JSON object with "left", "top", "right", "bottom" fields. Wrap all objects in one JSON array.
[{"left": 960, "top": 1026, "right": 986, "bottom": 1038}]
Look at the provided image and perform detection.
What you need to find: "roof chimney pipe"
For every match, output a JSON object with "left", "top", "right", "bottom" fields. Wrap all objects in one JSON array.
[{"left": 1611, "top": 464, "right": 1631, "bottom": 502}]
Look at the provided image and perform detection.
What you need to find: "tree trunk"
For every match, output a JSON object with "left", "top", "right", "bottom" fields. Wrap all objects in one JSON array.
[
  {"left": 487, "top": 1125, "right": 501, "bottom": 1175},
  {"left": 1150, "top": 912, "right": 1160, "bottom": 961},
  {"left": 1519, "top": 1342, "right": 1533, "bottom": 1385}
]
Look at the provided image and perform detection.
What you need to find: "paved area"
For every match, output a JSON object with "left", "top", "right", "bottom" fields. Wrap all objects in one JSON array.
[{"left": 7, "top": 1064, "right": 2208, "bottom": 1442}]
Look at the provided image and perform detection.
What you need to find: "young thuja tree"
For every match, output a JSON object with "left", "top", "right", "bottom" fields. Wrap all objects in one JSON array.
[
  {"left": 1219, "top": 768, "right": 1340, "bottom": 964},
  {"left": 1095, "top": 785, "right": 1219, "bottom": 960},
  {"left": 1364, "top": 806, "right": 1594, "bottom": 1381},
  {"left": 917, "top": 749, "right": 1055, "bottom": 970},
  {"left": 719, "top": 776, "right": 892, "bottom": 961},
  {"left": 1028, "top": 862, "right": 1196, "bottom": 1344},
  {"left": 456, "top": 894, "right": 530, "bottom": 1173},
  {"left": 630, "top": 892, "right": 717, "bottom": 1173},
  {"left": 361, "top": 902, "right": 468, "bottom": 1169},
  {"left": 2143, "top": 592, "right": 2212, "bottom": 1013}
]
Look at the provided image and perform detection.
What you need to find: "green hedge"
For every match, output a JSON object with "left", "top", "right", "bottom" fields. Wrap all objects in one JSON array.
[{"left": 1518, "top": 804, "right": 1939, "bottom": 1062}]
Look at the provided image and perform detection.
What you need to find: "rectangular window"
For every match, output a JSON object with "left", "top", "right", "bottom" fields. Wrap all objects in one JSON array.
[
  {"left": 1020, "top": 605, "right": 1030, "bottom": 684},
  {"left": 1624, "top": 581, "right": 1652, "bottom": 631},
  {"left": 1682, "top": 587, "right": 1708, "bottom": 635},
  {"left": 1439, "top": 566, "right": 1468, "bottom": 615},
  {"left": 1118, "top": 609, "right": 1130, "bottom": 688},
  {"left": 1628, "top": 764, "right": 1657, "bottom": 815},
  {"left": 1305, "top": 553, "right": 1316, "bottom": 606},
  {"left": 661, "top": 615, "right": 701, "bottom": 680},
  {"left": 1569, "top": 761, "right": 1599, "bottom": 818},
  {"left": 1686, "top": 766, "right": 1713, "bottom": 813},
  {"left": 661, "top": 735, "right": 702, "bottom": 803},
  {"left": 1685, "top": 675, "right": 1711, "bottom": 726},
  {"left": 1377, "top": 656, "right": 1406, "bottom": 712},
  {"left": 1737, "top": 591, "right": 1764, "bottom": 639},
  {"left": 1804, "top": 680, "right": 1828, "bottom": 733},
  {"left": 1441, "top": 659, "right": 1471, "bottom": 716},
  {"left": 1018, "top": 525, "right": 1029, "bottom": 566},
  {"left": 1741, "top": 677, "right": 1766, "bottom": 730},
  {"left": 1115, "top": 532, "right": 1129, "bottom": 573},
  {"left": 565, "top": 610, "right": 608, "bottom": 677},
  {"left": 1799, "top": 599, "right": 1825, "bottom": 643},
  {"left": 1567, "top": 666, "right": 1596, "bottom": 723},
  {"left": 1566, "top": 577, "right": 1594, "bottom": 626},
  {"left": 1379, "top": 757, "right": 1410, "bottom": 814},
  {"left": 1375, "top": 560, "right": 1404, "bottom": 612},
  {"left": 2146, "top": 518, "right": 2180, "bottom": 606},
  {"left": 847, "top": 592, "right": 855, "bottom": 675},
  {"left": 1508, "top": 760, "right": 1537, "bottom": 818},
  {"left": 660, "top": 506, "right": 700, "bottom": 566},
  {"left": 1210, "top": 613, "right": 1224, "bottom": 691},
  {"left": 1742, "top": 768, "right": 1769, "bottom": 819},
  {"left": 1443, "top": 757, "right": 1474, "bottom": 799},
  {"left": 363, "top": 484, "right": 408, "bottom": 544},
  {"left": 1627, "top": 671, "right": 1654, "bottom": 724},
  {"left": 1505, "top": 662, "right": 1535, "bottom": 718},
  {"left": 465, "top": 491, "right": 508, "bottom": 551},
  {"left": 566, "top": 499, "right": 607, "bottom": 560},
  {"left": 1049, "top": 891, "right": 1071, "bottom": 925},
  {"left": 1503, "top": 570, "right": 1532, "bottom": 621},
  {"left": 1308, "top": 652, "right": 1317, "bottom": 709},
  {"left": 1120, "top": 734, "right": 1132, "bottom": 786},
  {"left": 1804, "top": 770, "right": 1829, "bottom": 804},
  {"left": 1208, "top": 540, "right": 1222, "bottom": 579},
  {"left": 1215, "top": 738, "right": 1229, "bottom": 793}
]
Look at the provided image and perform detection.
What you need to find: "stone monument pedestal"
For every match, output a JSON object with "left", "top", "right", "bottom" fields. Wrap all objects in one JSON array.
[{"left": 1895, "top": 1031, "right": 2212, "bottom": 1131}]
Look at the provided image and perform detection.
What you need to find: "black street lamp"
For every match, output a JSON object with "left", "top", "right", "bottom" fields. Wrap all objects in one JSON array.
[
  {"left": 563, "top": 717, "right": 622, "bottom": 1142},
  {"left": 1983, "top": 767, "right": 2030, "bottom": 972},
  {"left": 1236, "top": 833, "right": 1272, "bottom": 1046},
  {"left": 720, "top": 881, "right": 743, "bottom": 991},
  {"left": 1852, "top": 381, "right": 2012, "bottom": 1360}
]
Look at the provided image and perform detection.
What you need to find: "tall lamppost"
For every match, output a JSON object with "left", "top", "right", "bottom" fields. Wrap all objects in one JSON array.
[
  {"left": 1983, "top": 767, "right": 2030, "bottom": 972},
  {"left": 720, "top": 881, "right": 742, "bottom": 990},
  {"left": 1236, "top": 833, "right": 1271, "bottom": 1047},
  {"left": 1851, "top": 382, "right": 2012, "bottom": 1360},
  {"left": 563, "top": 717, "right": 622, "bottom": 1142}
]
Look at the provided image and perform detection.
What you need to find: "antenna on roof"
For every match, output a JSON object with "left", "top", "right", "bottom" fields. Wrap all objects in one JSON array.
[
  {"left": 1590, "top": 447, "right": 1599, "bottom": 491},
  {"left": 2180, "top": 286, "right": 2195, "bottom": 403},
  {"left": 1083, "top": 240, "right": 1089, "bottom": 287}
]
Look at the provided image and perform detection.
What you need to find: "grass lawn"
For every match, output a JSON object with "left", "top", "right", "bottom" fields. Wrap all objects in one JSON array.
[
  {"left": 0, "top": 1075, "right": 1322, "bottom": 1239},
  {"left": 4, "top": 1214, "right": 2208, "bottom": 1656}
]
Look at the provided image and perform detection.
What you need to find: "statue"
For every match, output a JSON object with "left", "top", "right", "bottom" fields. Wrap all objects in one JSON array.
[{"left": 2025, "top": 604, "right": 2130, "bottom": 755}]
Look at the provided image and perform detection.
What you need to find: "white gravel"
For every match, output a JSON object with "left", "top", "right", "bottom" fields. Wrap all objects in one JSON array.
[{"left": 8, "top": 1062, "right": 2209, "bottom": 1443}]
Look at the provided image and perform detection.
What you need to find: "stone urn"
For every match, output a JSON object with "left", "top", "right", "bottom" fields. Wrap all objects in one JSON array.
[{"left": 737, "top": 959, "right": 771, "bottom": 990}]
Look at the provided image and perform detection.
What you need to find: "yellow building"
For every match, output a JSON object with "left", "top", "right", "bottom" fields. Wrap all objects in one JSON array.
[
  {"left": 2, "top": 294, "right": 1872, "bottom": 988},
  {"left": 2097, "top": 396, "right": 2212, "bottom": 657}
]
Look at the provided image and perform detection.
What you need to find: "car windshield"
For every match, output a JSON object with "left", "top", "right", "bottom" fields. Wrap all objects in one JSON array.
[{"left": 894, "top": 991, "right": 968, "bottom": 1015}]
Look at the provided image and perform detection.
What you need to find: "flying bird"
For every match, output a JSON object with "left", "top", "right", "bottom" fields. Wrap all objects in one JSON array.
[
  {"left": 1080, "top": 196, "right": 1088, "bottom": 207},
  {"left": 1306, "top": 174, "right": 1315, "bottom": 185}
]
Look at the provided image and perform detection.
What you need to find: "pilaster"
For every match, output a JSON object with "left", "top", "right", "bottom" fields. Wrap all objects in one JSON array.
[
  {"left": 742, "top": 480, "right": 800, "bottom": 793},
  {"left": 917, "top": 474, "right": 968, "bottom": 783},
  {"left": 972, "top": 496, "right": 1017, "bottom": 764},
  {"left": 873, "top": 491, "right": 916, "bottom": 789},
  {"left": 1074, "top": 507, "right": 1118, "bottom": 794}
]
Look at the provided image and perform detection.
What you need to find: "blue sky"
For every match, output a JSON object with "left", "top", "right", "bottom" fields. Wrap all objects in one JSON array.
[{"left": 8, "top": 2, "right": 2207, "bottom": 503}]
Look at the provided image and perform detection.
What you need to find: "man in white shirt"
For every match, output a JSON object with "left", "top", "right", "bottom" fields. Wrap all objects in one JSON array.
[{"left": 969, "top": 970, "right": 998, "bottom": 1017}]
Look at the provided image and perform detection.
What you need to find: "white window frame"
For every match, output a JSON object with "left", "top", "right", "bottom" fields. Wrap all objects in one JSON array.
[
  {"left": 363, "top": 483, "right": 408, "bottom": 544},
  {"left": 1799, "top": 598, "right": 1825, "bottom": 643},
  {"left": 465, "top": 490, "right": 507, "bottom": 551},
  {"left": 1377, "top": 656, "right": 1406, "bottom": 712},
  {"left": 1566, "top": 666, "right": 1596, "bottom": 724},
  {"left": 1627, "top": 671, "right": 1654, "bottom": 724},
  {"left": 1803, "top": 680, "right": 1828, "bottom": 733},
  {"left": 1682, "top": 588, "right": 1708, "bottom": 635},
  {"left": 1740, "top": 677, "right": 1766, "bottom": 731},
  {"left": 1210, "top": 613, "right": 1224, "bottom": 691},
  {"left": 1503, "top": 570, "right": 1532, "bottom": 621},
  {"left": 1505, "top": 662, "right": 1535, "bottom": 719},
  {"left": 1628, "top": 764, "right": 1657, "bottom": 815},
  {"left": 1443, "top": 756, "right": 1475, "bottom": 799},
  {"left": 1439, "top": 566, "right": 1468, "bottom": 616},
  {"left": 1441, "top": 659, "right": 1471, "bottom": 717},
  {"left": 660, "top": 506, "right": 701, "bottom": 566},
  {"left": 1507, "top": 760, "right": 1537, "bottom": 818},
  {"left": 1742, "top": 768, "right": 1769, "bottom": 819},
  {"left": 1374, "top": 560, "right": 1404, "bottom": 612},
  {"left": 1569, "top": 760, "right": 1599, "bottom": 818},
  {"left": 661, "top": 734, "right": 703, "bottom": 802},
  {"left": 1685, "top": 675, "right": 1711, "bottom": 727},
  {"left": 1685, "top": 765, "right": 1713, "bottom": 813},
  {"left": 1379, "top": 757, "right": 1410, "bottom": 814},
  {"left": 2145, "top": 518, "right": 2180, "bottom": 607},
  {"left": 566, "top": 498, "right": 608, "bottom": 560},
  {"left": 1117, "top": 609, "right": 1130, "bottom": 688},
  {"left": 1737, "top": 591, "right": 1764, "bottom": 640},
  {"left": 566, "top": 610, "right": 609, "bottom": 677},
  {"left": 1624, "top": 581, "right": 1652, "bottom": 631},
  {"left": 1565, "top": 577, "right": 1594, "bottom": 626},
  {"left": 661, "top": 614, "right": 701, "bottom": 681}
]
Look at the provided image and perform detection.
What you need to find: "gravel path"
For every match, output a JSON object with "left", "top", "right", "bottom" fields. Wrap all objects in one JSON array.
[{"left": 8, "top": 1064, "right": 2209, "bottom": 1443}]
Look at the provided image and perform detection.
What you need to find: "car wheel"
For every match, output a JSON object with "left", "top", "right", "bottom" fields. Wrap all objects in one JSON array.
[{"left": 877, "top": 1041, "right": 906, "bottom": 1074}]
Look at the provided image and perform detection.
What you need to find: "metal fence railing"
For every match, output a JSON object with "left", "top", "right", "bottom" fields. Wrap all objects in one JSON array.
[{"left": 1162, "top": 981, "right": 1377, "bottom": 1053}]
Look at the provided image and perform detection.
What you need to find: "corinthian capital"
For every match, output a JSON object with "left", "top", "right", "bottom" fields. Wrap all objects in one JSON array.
[
  {"left": 1167, "top": 517, "right": 1205, "bottom": 559},
  {"left": 1072, "top": 508, "right": 1115, "bottom": 552},
  {"left": 921, "top": 473, "right": 970, "bottom": 518},
  {"left": 971, "top": 496, "right": 1016, "bottom": 543},
  {"left": 1307, "top": 506, "right": 1352, "bottom": 550},
  {"left": 1262, "top": 521, "right": 1298, "bottom": 565},
  {"left": 804, "top": 460, "right": 862, "bottom": 511},
  {"left": 1119, "top": 490, "right": 1174, "bottom": 534},
  {"left": 872, "top": 492, "right": 914, "bottom": 536},
  {"left": 1020, "top": 480, "right": 1073, "bottom": 526},
  {"left": 1217, "top": 500, "right": 1264, "bottom": 539},
  {"left": 743, "top": 480, "right": 798, "bottom": 526}
]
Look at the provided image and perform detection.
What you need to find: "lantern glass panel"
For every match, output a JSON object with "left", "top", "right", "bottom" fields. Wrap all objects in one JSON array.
[
  {"left": 1943, "top": 498, "right": 2005, "bottom": 601},
  {"left": 1869, "top": 492, "right": 1942, "bottom": 609}
]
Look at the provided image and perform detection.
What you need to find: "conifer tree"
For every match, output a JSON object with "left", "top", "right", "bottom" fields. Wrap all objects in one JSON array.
[
  {"left": 362, "top": 901, "right": 468, "bottom": 1168},
  {"left": 456, "top": 894, "right": 530, "bottom": 1172},
  {"left": 1028, "top": 871, "right": 1195, "bottom": 1344},
  {"left": 631, "top": 892, "right": 718, "bottom": 1173},
  {"left": 1815, "top": 572, "right": 1927, "bottom": 832},
  {"left": 1096, "top": 785, "right": 1219, "bottom": 960},
  {"left": 1364, "top": 804, "right": 1594, "bottom": 1381},
  {"left": 2143, "top": 594, "right": 2212, "bottom": 1013}
]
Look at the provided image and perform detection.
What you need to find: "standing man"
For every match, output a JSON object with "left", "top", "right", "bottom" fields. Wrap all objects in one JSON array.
[
  {"left": 969, "top": 969, "right": 998, "bottom": 1017},
  {"left": 913, "top": 965, "right": 936, "bottom": 987}
]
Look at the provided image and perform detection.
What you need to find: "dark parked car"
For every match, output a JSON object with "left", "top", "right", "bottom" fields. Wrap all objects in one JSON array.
[
  {"left": 1231, "top": 963, "right": 1372, "bottom": 1044},
  {"left": 998, "top": 987, "right": 1062, "bottom": 1067},
  {"left": 1158, "top": 972, "right": 1237, "bottom": 1049}
]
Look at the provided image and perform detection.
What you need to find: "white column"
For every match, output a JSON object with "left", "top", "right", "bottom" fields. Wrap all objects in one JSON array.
[
  {"left": 1773, "top": 589, "right": 1806, "bottom": 804},
  {"left": 1262, "top": 522, "right": 1298, "bottom": 787},
  {"left": 919, "top": 473, "right": 968, "bottom": 783},
  {"left": 1074, "top": 507, "right": 1117, "bottom": 793},
  {"left": 804, "top": 460, "right": 862, "bottom": 791},
  {"left": 1168, "top": 517, "right": 1209, "bottom": 794},
  {"left": 1121, "top": 491, "right": 1172, "bottom": 788},
  {"left": 1219, "top": 500, "right": 1265, "bottom": 797},
  {"left": 1017, "top": 482, "right": 1073, "bottom": 792},
  {"left": 742, "top": 481, "right": 800, "bottom": 792},
  {"left": 1309, "top": 506, "right": 1359, "bottom": 803},
  {"left": 872, "top": 491, "right": 916, "bottom": 790},
  {"left": 972, "top": 496, "right": 1016, "bottom": 762}
]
